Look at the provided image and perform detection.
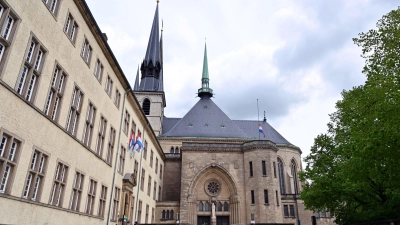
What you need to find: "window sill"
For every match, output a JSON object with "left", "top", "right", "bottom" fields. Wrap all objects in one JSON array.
[
  {"left": 262, "top": 175, "right": 267, "bottom": 177},
  {"left": 264, "top": 203, "right": 269, "bottom": 206}
]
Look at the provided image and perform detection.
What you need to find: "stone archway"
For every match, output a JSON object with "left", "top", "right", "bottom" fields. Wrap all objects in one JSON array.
[{"left": 186, "top": 164, "right": 241, "bottom": 225}]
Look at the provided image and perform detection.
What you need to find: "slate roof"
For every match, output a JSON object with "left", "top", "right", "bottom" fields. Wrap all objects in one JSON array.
[
  {"left": 162, "top": 97, "right": 248, "bottom": 138},
  {"left": 144, "top": 3, "right": 160, "bottom": 66},
  {"left": 161, "top": 97, "right": 293, "bottom": 145}
]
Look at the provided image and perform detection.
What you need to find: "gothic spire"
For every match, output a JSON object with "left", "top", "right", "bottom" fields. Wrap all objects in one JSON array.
[
  {"left": 134, "top": 65, "right": 140, "bottom": 91},
  {"left": 138, "top": 1, "right": 163, "bottom": 91},
  {"left": 144, "top": 2, "right": 160, "bottom": 66},
  {"left": 198, "top": 42, "right": 213, "bottom": 98}
]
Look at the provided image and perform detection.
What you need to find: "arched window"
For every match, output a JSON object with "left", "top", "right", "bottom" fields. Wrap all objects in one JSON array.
[
  {"left": 278, "top": 158, "right": 285, "bottom": 194},
  {"left": 170, "top": 147, "right": 174, "bottom": 153},
  {"left": 175, "top": 147, "right": 179, "bottom": 154},
  {"left": 142, "top": 98, "right": 151, "bottom": 115},
  {"left": 166, "top": 210, "right": 170, "bottom": 218},
  {"left": 224, "top": 202, "right": 229, "bottom": 211},
  {"left": 291, "top": 159, "right": 299, "bottom": 194},
  {"left": 198, "top": 202, "right": 203, "bottom": 211},
  {"left": 217, "top": 202, "right": 222, "bottom": 211},
  {"left": 205, "top": 202, "right": 210, "bottom": 211},
  {"left": 170, "top": 210, "right": 174, "bottom": 219},
  {"left": 162, "top": 210, "right": 165, "bottom": 219}
]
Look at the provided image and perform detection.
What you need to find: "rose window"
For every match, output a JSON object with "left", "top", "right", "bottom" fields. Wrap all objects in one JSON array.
[{"left": 207, "top": 182, "right": 219, "bottom": 194}]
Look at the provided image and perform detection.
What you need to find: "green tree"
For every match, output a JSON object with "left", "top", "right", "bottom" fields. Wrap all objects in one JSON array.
[{"left": 300, "top": 7, "right": 400, "bottom": 225}]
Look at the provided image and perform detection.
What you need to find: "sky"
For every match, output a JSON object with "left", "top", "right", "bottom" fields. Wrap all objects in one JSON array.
[{"left": 85, "top": 0, "right": 399, "bottom": 163}]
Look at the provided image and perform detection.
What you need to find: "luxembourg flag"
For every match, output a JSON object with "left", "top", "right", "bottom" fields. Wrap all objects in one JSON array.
[
  {"left": 134, "top": 133, "right": 144, "bottom": 153},
  {"left": 128, "top": 131, "right": 135, "bottom": 150},
  {"left": 259, "top": 124, "right": 266, "bottom": 138}
]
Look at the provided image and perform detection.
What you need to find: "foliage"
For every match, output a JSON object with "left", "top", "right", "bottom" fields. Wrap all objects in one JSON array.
[{"left": 300, "top": 7, "right": 400, "bottom": 225}]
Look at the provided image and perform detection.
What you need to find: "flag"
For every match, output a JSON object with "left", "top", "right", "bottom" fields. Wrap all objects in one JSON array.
[
  {"left": 134, "top": 133, "right": 144, "bottom": 153},
  {"left": 259, "top": 124, "right": 266, "bottom": 138},
  {"left": 128, "top": 131, "right": 135, "bottom": 150}
]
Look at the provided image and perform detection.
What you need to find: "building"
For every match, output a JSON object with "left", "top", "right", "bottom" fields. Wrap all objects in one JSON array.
[{"left": 0, "top": 0, "right": 335, "bottom": 225}]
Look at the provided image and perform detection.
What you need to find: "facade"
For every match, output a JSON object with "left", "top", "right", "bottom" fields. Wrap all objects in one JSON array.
[
  {"left": 0, "top": 0, "right": 164, "bottom": 224},
  {"left": 0, "top": 1, "right": 335, "bottom": 225}
]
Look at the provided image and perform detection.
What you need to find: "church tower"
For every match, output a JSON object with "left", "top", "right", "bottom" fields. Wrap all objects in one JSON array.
[{"left": 134, "top": 1, "right": 166, "bottom": 136}]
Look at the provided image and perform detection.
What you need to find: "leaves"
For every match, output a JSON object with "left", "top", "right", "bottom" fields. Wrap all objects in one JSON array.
[{"left": 300, "top": 7, "right": 400, "bottom": 225}]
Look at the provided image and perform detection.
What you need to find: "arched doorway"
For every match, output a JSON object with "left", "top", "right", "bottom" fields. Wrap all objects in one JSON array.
[{"left": 187, "top": 164, "right": 240, "bottom": 225}]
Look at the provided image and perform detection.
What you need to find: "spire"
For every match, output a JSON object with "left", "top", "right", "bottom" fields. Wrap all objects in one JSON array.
[
  {"left": 144, "top": 2, "right": 160, "bottom": 66},
  {"left": 198, "top": 42, "right": 213, "bottom": 98},
  {"left": 139, "top": 1, "right": 163, "bottom": 91},
  {"left": 134, "top": 66, "right": 140, "bottom": 91}
]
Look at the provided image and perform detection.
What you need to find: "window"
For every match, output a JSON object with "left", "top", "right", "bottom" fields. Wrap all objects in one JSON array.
[
  {"left": 249, "top": 161, "right": 253, "bottom": 177},
  {"left": 95, "top": 116, "right": 107, "bottom": 157},
  {"left": 153, "top": 181, "right": 157, "bottom": 200},
  {"left": 264, "top": 190, "right": 269, "bottom": 204},
  {"left": 198, "top": 202, "right": 203, "bottom": 211},
  {"left": 0, "top": 2, "right": 19, "bottom": 76},
  {"left": 278, "top": 158, "right": 285, "bottom": 194},
  {"left": 118, "top": 145, "right": 126, "bottom": 174},
  {"left": 49, "top": 162, "right": 68, "bottom": 207},
  {"left": 217, "top": 202, "right": 222, "bottom": 211},
  {"left": 66, "top": 86, "right": 84, "bottom": 136},
  {"left": 64, "top": 13, "right": 78, "bottom": 43},
  {"left": 138, "top": 200, "right": 142, "bottom": 222},
  {"left": 158, "top": 186, "right": 161, "bottom": 201},
  {"left": 152, "top": 207, "right": 155, "bottom": 223},
  {"left": 69, "top": 171, "right": 84, "bottom": 211},
  {"left": 159, "top": 164, "right": 162, "bottom": 180},
  {"left": 130, "top": 196, "right": 135, "bottom": 221},
  {"left": 291, "top": 160, "right": 299, "bottom": 194},
  {"left": 140, "top": 169, "right": 145, "bottom": 191},
  {"left": 17, "top": 35, "right": 47, "bottom": 102},
  {"left": 155, "top": 157, "right": 158, "bottom": 174},
  {"left": 147, "top": 176, "right": 151, "bottom": 196},
  {"left": 142, "top": 98, "right": 150, "bottom": 115},
  {"left": 82, "top": 102, "right": 96, "bottom": 147},
  {"left": 105, "top": 75, "right": 113, "bottom": 96},
  {"left": 94, "top": 59, "right": 103, "bottom": 82},
  {"left": 23, "top": 149, "right": 48, "bottom": 201},
  {"left": 143, "top": 140, "right": 147, "bottom": 159},
  {"left": 276, "top": 190, "right": 279, "bottom": 206},
  {"left": 106, "top": 126, "right": 116, "bottom": 164},
  {"left": 114, "top": 89, "right": 121, "bottom": 108},
  {"left": 284, "top": 204, "right": 295, "bottom": 217},
  {"left": 81, "top": 38, "right": 92, "bottom": 64},
  {"left": 150, "top": 150, "right": 153, "bottom": 168},
  {"left": 111, "top": 187, "right": 120, "bottom": 221},
  {"left": 44, "top": 64, "right": 67, "bottom": 122},
  {"left": 98, "top": 185, "right": 107, "bottom": 217},
  {"left": 85, "top": 179, "right": 97, "bottom": 215},
  {"left": 0, "top": 131, "right": 21, "bottom": 194},
  {"left": 133, "top": 160, "right": 138, "bottom": 183},
  {"left": 43, "top": 0, "right": 61, "bottom": 16},
  {"left": 262, "top": 160, "right": 267, "bottom": 176},
  {"left": 175, "top": 147, "right": 179, "bottom": 154},
  {"left": 224, "top": 202, "right": 229, "bottom": 211},
  {"left": 123, "top": 110, "right": 130, "bottom": 134},
  {"left": 145, "top": 204, "right": 149, "bottom": 223},
  {"left": 170, "top": 146, "right": 173, "bottom": 153},
  {"left": 205, "top": 202, "right": 209, "bottom": 211},
  {"left": 273, "top": 162, "right": 277, "bottom": 178},
  {"left": 250, "top": 190, "right": 255, "bottom": 204}
]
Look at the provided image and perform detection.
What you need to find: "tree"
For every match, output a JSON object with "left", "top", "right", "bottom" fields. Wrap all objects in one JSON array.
[{"left": 300, "top": 7, "right": 400, "bottom": 225}]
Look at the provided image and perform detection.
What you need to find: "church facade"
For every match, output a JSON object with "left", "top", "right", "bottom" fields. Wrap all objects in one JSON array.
[{"left": 134, "top": 2, "right": 335, "bottom": 225}]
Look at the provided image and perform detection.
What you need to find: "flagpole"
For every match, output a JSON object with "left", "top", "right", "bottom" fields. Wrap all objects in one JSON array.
[
  {"left": 257, "top": 99, "right": 260, "bottom": 140},
  {"left": 134, "top": 123, "right": 149, "bottom": 223}
]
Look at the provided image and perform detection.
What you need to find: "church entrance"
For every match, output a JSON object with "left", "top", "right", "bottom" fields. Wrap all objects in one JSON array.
[
  {"left": 198, "top": 216, "right": 211, "bottom": 225},
  {"left": 217, "top": 216, "right": 229, "bottom": 225}
]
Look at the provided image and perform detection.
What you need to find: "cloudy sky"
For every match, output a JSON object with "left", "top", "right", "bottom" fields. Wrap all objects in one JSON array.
[{"left": 86, "top": 0, "right": 399, "bottom": 162}]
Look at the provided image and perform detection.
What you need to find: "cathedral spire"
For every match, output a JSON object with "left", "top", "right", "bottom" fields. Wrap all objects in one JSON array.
[
  {"left": 138, "top": 1, "right": 163, "bottom": 91},
  {"left": 198, "top": 42, "right": 213, "bottom": 98},
  {"left": 134, "top": 65, "right": 140, "bottom": 91}
]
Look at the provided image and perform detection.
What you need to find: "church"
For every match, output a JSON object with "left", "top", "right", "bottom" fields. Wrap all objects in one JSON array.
[
  {"left": 0, "top": 0, "right": 334, "bottom": 224},
  {"left": 134, "top": 2, "right": 334, "bottom": 225}
]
